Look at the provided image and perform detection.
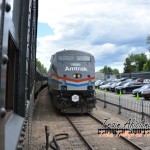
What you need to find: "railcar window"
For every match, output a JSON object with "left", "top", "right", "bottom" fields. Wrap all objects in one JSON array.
[
  {"left": 76, "top": 55, "right": 91, "bottom": 61},
  {"left": 58, "top": 55, "right": 74, "bottom": 61}
]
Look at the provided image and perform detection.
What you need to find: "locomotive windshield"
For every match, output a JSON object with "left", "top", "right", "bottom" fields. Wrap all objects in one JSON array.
[
  {"left": 58, "top": 55, "right": 91, "bottom": 61},
  {"left": 58, "top": 55, "right": 74, "bottom": 61},
  {"left": 76, "top": 55, "right": 91, "bottom": 61}
]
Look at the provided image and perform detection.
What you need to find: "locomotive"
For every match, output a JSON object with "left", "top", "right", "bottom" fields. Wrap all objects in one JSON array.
[{"left": 48, "top": 50, "right": 96, "bottom": 113}]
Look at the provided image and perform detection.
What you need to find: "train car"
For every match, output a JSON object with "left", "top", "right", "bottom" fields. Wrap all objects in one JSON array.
[
  {"left": 35, "top": 66, "right": 48, "bottom": 98},
  {"left": 48, "top": 50, "right": 96, "bottom": 113},
  {"left": 118, "top": 72, "right": 150, "bottom": 80},
  {"left": 0, "top": 0, "right": 45, "bottom": 150}
]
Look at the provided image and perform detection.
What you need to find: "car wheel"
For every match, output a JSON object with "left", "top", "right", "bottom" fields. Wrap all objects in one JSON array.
[{"left": 122, "top": 89, "right": 126, "bottom": 94}]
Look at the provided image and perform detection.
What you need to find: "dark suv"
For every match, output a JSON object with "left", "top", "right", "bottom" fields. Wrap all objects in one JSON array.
[{"left": 116, "top": 81, "right": 143, "bottom": 94}]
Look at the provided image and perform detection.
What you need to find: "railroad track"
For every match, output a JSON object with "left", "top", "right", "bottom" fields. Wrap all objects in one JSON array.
[
  {"left": 66, "top": 114, "right": 100, "bottom": 150},
  {"left": 66, "top": 113, "right": 148, "bottom": 150}
]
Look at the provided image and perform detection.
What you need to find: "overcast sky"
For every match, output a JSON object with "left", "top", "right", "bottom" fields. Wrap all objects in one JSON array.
[{"left": 37, "top": 0, "right": 150, "bottom": 73}]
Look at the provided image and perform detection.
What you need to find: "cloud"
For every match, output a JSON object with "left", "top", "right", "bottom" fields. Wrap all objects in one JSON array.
[{"left": 37, "top": 0, "right": 150, "bottom": 73}]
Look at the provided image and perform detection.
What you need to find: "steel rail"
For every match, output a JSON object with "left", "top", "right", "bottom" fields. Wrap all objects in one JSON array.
[
  {"left": 66, "top": 115, "right": 95, "bottom": 150},
  {"left": 88, "top": 113, "right": 143, "bottom": 150}
]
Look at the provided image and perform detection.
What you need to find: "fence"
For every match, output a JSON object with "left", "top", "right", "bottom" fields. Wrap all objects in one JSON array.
[{"left": 96, "top": 90, "right": 150, "bottom": 123}]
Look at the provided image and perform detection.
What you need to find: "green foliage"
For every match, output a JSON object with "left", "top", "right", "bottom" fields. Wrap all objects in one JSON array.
[
  {"left": 143, "top": 59, "right": 150, "bottom": 71},
  {"left": 123, "top": 53, "right": 147, "bottom": 73},
  {"left": 146, "top": 35, "right": 150, "bottom": 52},
  {"left": 123, "top": 35, "right": 150, "bottom": 73},
  {"left": 112, "top": 68, "right": 119, "bottom": 74},
  {"left": 124, "top": 57, "right": 134, "bottom": 73},
  {"left": 99, "top": 66, "right": 119, "bottom": 74},
  {"left": 36, "top": 58, "right": 47, "bottom": 73}
]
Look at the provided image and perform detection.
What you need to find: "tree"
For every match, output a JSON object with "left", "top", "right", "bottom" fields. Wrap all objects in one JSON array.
[
  {"left": 146, "top": 35, "right": 150, "bottom": 52},
  {"left": 112, "top": 68, "right": 119, "bottom": 74},
  {"left": 124, "top": 57, "right": 134, "bottom": 73},
  {"left": 123, "top": 53, "right": 148, "bottom": 73},
  {"left": 99, "top": 66, "right": 119, "bottom": 74},
  {"left": 143, "top": 59, "right": 150, "bottom": 71},
  {"left": 102, "top": 66, "right": 112, "bottom": 74},
  {"left": 36, "top": 58, "right": 47, "bottom": 73}
]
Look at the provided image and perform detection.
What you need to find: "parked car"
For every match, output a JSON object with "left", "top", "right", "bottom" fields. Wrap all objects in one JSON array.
[
  {"left": 99, "top": 82, "right": 114, "bottom": 91},
  {"left": 116, "top": 81, "right": 143, "bottom": 94},
  {"left": 110, "top": 82, "right": 118, "bottom": 92},
  {"left": 132, "top": 84, "right": 150, "bottom": 97},
  {"left": 143, "top": 79, "right": 150, "bottom": 84},
  {"left": 95, "top": 80, "right": 102, "bottom": 88},
  {"left": 111, "top": 81, "right": 127, "bottom": 92},
  {"left": 120, "top": 77, "right": 130, "bottom": 81},
  {"left": 135, "top": 78, "right": 144, "bottom": 82},
  {"left": 98, "top": 81, "right": 108, "bottom": 88},
  {"left": 141, "top": 88, "right": 150, "bottom": 100}
]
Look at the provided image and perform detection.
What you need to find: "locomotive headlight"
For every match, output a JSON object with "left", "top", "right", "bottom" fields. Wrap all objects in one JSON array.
[
  {"left": 77, "top": 74, "right": 82, "bottom": 78},
  {"left": 73, "top": 74, "right": 76, "bottom": 78},
  {"left": 62, "top": 80, "right": 66, "bottom": 85},
  {"left": 72, "top": 74, "right": 82, "bottom": 78}
]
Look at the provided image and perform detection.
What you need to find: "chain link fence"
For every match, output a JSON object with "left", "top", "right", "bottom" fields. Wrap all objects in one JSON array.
[{"left": 96, "top": 90, "right": 150, "bottom": 123}]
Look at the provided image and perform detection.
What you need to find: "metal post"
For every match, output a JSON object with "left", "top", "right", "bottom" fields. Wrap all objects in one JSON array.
[
  {"left": 141, "top": 99, "right": 145, "bottom": 123},
  {"left": 104, "top": 93, "right": 106, "bottom": 108},
  {"left": 118, "top": 96, "right": 121, "bottom": 114}
]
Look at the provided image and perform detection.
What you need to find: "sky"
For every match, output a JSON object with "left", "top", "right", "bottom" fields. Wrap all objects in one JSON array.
[{"left": 37, "top": 0, "right": 150, "bottom": 73}]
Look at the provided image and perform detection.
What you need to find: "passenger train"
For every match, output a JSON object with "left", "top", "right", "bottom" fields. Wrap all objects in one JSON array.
[
  {"left": 48, "top": 50, "right": 96, "bottom": 113},
  {"left": 0, "top": 0, "right": 47, "bottom": 150}
]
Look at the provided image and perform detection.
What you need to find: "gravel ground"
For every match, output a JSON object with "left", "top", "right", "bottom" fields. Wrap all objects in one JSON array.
[{"left": 23, "top": 88, "right": 150, "bottom": 150}]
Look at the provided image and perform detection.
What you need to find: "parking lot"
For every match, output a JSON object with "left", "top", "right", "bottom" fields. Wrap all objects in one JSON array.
[
  {"left": 97, "top": 87, "right": 150, "bottom": 103},
  {"left": 96, "top": 89, "right": 150, "bottom": 123}
]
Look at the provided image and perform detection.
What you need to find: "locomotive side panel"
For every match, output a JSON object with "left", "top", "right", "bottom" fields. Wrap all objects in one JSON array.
[{"left": 48, "top": 55, "right": 59, "bottom": 92}]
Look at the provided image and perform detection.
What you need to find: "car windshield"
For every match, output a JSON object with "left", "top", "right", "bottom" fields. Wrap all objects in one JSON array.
[
  {"left": 112, "top": 83, "right": 116, "bottom": 86},
  {"left": 142, "top": 84, "right": 150, "bottom": 89},
  {"left": 123, "top": 82, "right": 133, "bottom": 87},
  {"left": 116, "top": 82, "right": 122, "bottom": 86}
]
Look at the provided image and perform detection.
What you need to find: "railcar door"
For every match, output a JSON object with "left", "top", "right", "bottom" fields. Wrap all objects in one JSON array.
[{"left": 6, "top": 35, "right": 19, "bottom": 113}]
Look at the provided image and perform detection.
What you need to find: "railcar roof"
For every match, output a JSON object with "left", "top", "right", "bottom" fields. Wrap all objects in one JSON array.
[{"left": 55, "top": 50, "right": 92, "bottom": 56}]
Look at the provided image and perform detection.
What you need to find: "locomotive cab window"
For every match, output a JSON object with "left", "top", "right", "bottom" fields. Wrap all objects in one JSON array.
[
  {"left": 76, "top": 55, "right": 91, "bottom": 61},
  {"left": 58, "top": 55, "right": 74, "bottom": 61}
]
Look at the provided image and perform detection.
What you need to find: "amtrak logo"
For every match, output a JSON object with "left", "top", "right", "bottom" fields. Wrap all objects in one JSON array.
[{"left": 65, "top": 66, "right": 88, "bottom": 71}]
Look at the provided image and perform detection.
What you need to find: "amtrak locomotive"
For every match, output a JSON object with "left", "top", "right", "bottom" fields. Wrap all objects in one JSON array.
[{"left": 48, "top": 50, "right": 96, "bottom": 113}]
